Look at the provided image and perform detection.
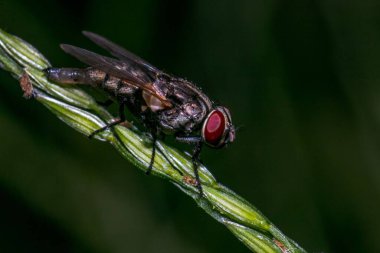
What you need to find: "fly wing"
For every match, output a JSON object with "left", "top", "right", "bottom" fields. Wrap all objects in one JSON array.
[
  {"left": 61, "top": 44, "right": 150, "bottom": 83},
  {"left": 60, "top": 44, "right": 172, "bottom": 107},
  {"left": 82, "top": 31, "right": 160, "bottom": 74}
]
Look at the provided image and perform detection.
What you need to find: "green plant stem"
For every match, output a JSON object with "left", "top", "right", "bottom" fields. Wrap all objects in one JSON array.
[{"left": 0, "top": 28, "right": 307, "bottom": 253}]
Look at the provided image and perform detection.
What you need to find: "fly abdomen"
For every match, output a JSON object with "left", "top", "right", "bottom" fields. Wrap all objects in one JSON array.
[{"left": 45, "top": 67, "right": 106, "bottom": 86}]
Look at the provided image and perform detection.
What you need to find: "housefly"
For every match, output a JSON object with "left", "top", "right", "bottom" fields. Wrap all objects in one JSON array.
[{"left": 45, "top": 31, "right": 235, "bottom": 195}]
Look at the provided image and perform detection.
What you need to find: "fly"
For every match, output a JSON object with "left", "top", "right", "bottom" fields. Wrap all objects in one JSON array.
[{"left": 45, "top": 31, "right": 235, "bottom": 195}]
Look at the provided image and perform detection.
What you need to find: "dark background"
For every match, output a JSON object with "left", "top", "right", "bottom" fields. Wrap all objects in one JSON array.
[{"left": 1, "top": 1, "right": 380, "bottom": 252}]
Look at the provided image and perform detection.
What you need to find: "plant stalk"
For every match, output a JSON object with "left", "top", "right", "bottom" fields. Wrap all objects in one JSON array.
[{"left": 0, "top": 28, "right": 306, "bottom": 253}]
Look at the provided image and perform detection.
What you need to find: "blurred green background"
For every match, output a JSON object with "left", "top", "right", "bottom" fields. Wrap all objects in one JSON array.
[{"left": 1, "top": 0, "right": 380, "bottom": 252}]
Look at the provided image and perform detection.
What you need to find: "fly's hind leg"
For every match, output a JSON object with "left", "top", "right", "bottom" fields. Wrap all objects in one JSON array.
[
  {"left": 88, "top": 100, "right": 126, "bottom": 138},
  {"left": 45, "top": 68, "right": 128, "bottom": 137},
  {"left": 97, "top": 98, "right": 113, "bottom": 107},
  {"left": 95, "top": 74, "right": 114, "bottom": 107}
]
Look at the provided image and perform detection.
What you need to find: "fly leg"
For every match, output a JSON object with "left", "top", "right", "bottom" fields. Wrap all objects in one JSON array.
[
  {"left": 176, "top": 135, "right": 204, "bottom": 196},
  {"left": 146, "top": 128, "right": 157, "bottom": 175},
  {"left": 89, "top": 101, "right": 126, "bottom": 138},
  {"left": 147, "top": 134, "right": 185, "bottom": 176},
  {"left": 192, "top": 141, "right": 204, "bottom": 196},
  {"left": 45, "top": 68, "right": 130, "bottom": 137},
  {"left": 145, "top": 131, "right": 184, "bottom": 176}
]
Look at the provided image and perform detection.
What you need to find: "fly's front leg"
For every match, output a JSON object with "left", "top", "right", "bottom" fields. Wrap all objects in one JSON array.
[
  {"left": 176, "top": 136, "right": 202, "bottom": 145},
  {"left": 176, "top": 135, "right": 204, "bottom": 196},
  {"left": 191, "top": 141, "right": 204, "bottom": 196}
]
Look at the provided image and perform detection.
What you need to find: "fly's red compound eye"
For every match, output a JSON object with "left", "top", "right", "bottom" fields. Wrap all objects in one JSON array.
[{"left": 203, "top": 110, "right": 226, "bottom": 147}]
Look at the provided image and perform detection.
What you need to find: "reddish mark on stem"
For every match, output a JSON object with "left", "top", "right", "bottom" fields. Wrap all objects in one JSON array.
[
  {"left": 183, "top": 175, "right": 198, "bottom": 186},
  {"left": 19, "top": 72, "right": 33, "bottom": 99},
  {"left": 274, "top": 239, "right": 289, "bottom": 253}
]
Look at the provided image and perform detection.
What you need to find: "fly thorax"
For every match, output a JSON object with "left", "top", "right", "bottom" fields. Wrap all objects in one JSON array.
[{"left": 183, "top": 102, "right": 203, "bottom": 119}]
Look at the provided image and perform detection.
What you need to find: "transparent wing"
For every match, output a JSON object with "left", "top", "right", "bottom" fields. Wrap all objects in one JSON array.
[
  {"left": 61, "top": 44, "right": 151, "bottom": 83},
  {"left": 82, "top": 31, "right": 160, "bottom": 74},
  {"left": 61, "top": 44, "right": 172, "bottom": 107}
]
